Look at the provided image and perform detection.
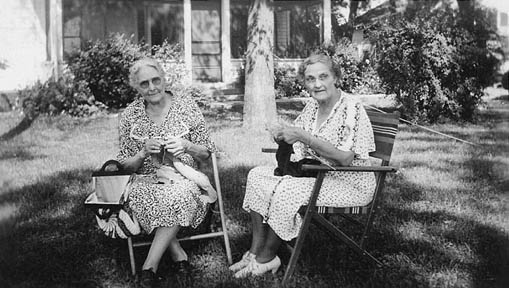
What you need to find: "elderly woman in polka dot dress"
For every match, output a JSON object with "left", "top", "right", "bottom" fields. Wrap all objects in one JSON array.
[
  {"left": 229, "top": 53, "right": 376, "bottom": 278},
  {"left": 117, "top": 58, "right": 215, "bottom": 286}
]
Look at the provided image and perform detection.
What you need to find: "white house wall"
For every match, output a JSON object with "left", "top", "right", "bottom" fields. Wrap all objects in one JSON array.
[{"left": 0, "top": 0, "right": 53, "bottom": 91}]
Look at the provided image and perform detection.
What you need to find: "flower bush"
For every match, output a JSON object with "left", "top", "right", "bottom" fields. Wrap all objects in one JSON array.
[
  {"left": 16, "top": 68, "right": 105, "bottom": 118},
  {"left": 67, "top": 34, "right": 145, "bottom": 109},
  {"left": 371, "top": 6, "right": 499, "bottom": 122},
  {"left": 274, "top": 63, "right": 307, "bottom": 99},
  {"left": 272, "top": 39, "right": 383, "bottom": 99},
  {"left": 17, "top": 34, "right": 199, "bottom": 118},
  {"left": 68, "top": 34, "right": 188, "bottom": 109}
]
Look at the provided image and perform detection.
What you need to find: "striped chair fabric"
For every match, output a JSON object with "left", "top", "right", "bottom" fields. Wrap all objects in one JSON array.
[
  {"left": 367, "top": 110, "right": 400, "bottom": 161},
  {"left": 298, "top": 205, "right": 371, "bottom": 215},
  {"left": 300, "top": 110, "right": 400, "bottom": 215}
]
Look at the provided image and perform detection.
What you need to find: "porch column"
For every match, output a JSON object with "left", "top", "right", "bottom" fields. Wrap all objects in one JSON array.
[
  {"left": 49, "top": 0, "right": 63, "bottom": 78},
  {"left": 221, "top": 0, "right": 231, "bottom": 83},
  {"left": 183, "top": 0, "right": 192, "bottom": 84},
  {"left": 323, "top": 0, "right": 332, "bottom": 45}
]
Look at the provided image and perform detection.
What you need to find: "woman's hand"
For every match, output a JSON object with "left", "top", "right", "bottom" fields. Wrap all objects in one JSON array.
[
  {"left": 142, "top": 138, "right": 163, "bottom": 157},
  {"left": 275, "top": 126, "right": 310, "bottom": 145},
  {"left": 164, "top": 137, "right": 190, "bottom": 157}
]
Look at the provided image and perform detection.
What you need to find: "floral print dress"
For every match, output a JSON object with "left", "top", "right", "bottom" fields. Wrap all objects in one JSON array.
[
  {"left": 117, "top": 91, "right": 215, "bottom": 234},
  {"left": 242, "top": 93, "right": 376, "bottom": 241}
]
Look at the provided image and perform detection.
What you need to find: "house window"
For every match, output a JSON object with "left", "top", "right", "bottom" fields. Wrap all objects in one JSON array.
[
  {"left": 138, "top": 2, "right": 184, "bottom": 47},
  {"left": 230, "top": 0, "right": 321, "bottom": 59},
  {"left": 275, "top": 10, "right": 291, "bottom": 53},
  {"left": 62, "top": 0, "right": 82, "bottom": 58},
  {"left": 501, "top": 12, "right": 508, "bottom": 27},
  {"left": 274, "top": 1, "right": 321, "bottom": 58},
  {"left": 230, "top": 1, "right": 249, "bottom": 59}
]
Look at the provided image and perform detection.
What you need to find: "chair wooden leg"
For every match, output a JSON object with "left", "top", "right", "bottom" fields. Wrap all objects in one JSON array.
[
  {"left": 282, "top": 172, "right": 326, "bottom": 287},
  {"left": 360, "top": 173, "right": 387, "bottom": 249},
  {"left": 212, "top": 153, "right": 232, "bottom": 265},
  {"left": 219, "top": 205, "right": 232, "bottom": 265},
  {"left": 127, "top": 237, "right": 136, "bottom": 276},
  {"left": 282, "top": 211, "right": 315, "bottom": 286}
]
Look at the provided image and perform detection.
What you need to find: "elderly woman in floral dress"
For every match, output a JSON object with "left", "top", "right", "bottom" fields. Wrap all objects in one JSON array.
[
  {"left": 118, "top": 57, "right": 215, "bottom": 287},
  {"left": 230, "top": 52, "right": 376, "bottom": 278}
]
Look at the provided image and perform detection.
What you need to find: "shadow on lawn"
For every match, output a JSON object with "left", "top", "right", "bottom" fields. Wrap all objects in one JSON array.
[
  {"left": 281, "top": 179, "right": 509, "bottom": 288},
  {"left": 0, "top": 115, "right": 37, "bottom": 142},
  {"left": 0, "top": 168, "right": 135, "bottom": 288},
  {"left": 1, "top": 164, "right": 508, "bottom": 287},
  {"left": 0, "top": 145, "right": 46, "bottom": 161}
]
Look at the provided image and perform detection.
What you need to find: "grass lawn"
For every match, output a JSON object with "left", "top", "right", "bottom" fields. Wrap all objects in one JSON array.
[{"left": 0, "top": 92, "right": 508, "bottom": 288}]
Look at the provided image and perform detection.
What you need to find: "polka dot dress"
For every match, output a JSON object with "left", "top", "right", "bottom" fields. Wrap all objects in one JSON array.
[
  {"left": 242, "top": 93, "right": 376, "bottom": 241},
  {"left": 117, "top": 91, "right": 215, "bottom": 234}
]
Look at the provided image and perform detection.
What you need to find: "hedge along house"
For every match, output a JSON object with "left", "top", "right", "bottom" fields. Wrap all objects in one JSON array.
[{"left": 61, "top": 0, "right": 333, "bottom": 86}]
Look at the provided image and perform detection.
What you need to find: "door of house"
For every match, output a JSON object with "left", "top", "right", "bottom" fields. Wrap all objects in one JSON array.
[{"left": 191, "top": 1, "right": 222, "bottom": 82}]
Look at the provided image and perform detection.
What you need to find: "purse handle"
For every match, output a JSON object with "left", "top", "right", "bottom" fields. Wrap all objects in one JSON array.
[{"left": 99, "top": 159, "right": 124, "bottom": 172}]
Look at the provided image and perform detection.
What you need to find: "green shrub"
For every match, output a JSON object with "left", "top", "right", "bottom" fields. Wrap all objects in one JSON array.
[
  {"left": 180, "top": 85, "right": 209, "bottom": 109},
  {"left": 68, "top": 34, "right": 186, "bottom": 109},
  {"left": 67, "top": 34, "right": 145, "bottom": 109},
  {"left": 327, "top": 39, "right": 383, "bottom": 94},
  {"left": 274, "top": 63, "right": 307, "bottom": 99},
  {"left": 16, "top": 69, "right": 105, "bottom": 118},
  {"left": 371, "top": 6, "right": 498, "bottom": 123},
  {"left": 152, "top": 41, "right": 189, "bottom": 88},
  {"left": 272, "top": 40, "right": 383, "bottom": 99}
]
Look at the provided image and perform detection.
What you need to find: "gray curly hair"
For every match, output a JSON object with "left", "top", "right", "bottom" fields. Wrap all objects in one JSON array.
[
  {"left": 297, "top": 53, "right": 341, "bottom": 82},
  {"left": 128, "top": 58, "right": 166, "bottom": 88}
]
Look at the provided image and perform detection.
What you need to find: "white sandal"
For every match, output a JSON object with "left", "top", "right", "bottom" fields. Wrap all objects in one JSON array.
[
  {"left": 233, "top": 255, "right": 281, "bottom": 278},
  {"left": 228, "top": 251, "right": 256, "bottom": 272}
]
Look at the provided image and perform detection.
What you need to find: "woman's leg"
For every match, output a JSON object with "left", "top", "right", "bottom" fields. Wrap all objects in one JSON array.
[
  {"left": 168, "top": 236, "right": 188, "bottom": 262},
  {"left": 256, "top": 226, "right": 282, "bottom": 263},
  {"left": 142, "top": 225, "right": 180, "bottom": 272},
  {"left": 249, "top": 210, "right": 268, "bottom": 255},
  {"left": 233, "top": 225, "right": 282, "bottom": 278},
  {"left": 229, "top": 210, "right": 266, "bottom": 271}
]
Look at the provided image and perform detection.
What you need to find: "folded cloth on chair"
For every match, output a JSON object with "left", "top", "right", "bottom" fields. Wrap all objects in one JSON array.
[
  {"left": 86, "top": 160, "right": 140, "bottom": 238},
  {"left": 95, "top": 208, "right": 141, "bottom": 239}
]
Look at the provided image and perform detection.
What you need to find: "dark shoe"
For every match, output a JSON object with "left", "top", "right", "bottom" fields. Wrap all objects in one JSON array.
[
  {"left": 139, "top": 269, "right": 159, "bottom": 288},
  {"left": 174, "top": 260, "right": 192, "bottom": 276},
  {"left": 173, "top": 260, "right": 193, "bottom": 286}
]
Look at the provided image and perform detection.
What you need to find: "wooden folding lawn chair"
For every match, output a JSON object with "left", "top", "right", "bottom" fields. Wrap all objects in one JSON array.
[
  {"left": 264, "top": 111, "right": 400, "bottom": 286},
  {"left": 126, "top": 152, "right": 232, "bottom": 276}
]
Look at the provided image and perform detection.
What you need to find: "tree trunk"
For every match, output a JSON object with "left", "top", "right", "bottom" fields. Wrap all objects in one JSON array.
[
  {"left": 242, "top": 0, "right": 277, "bottom": 130},
  {"left": 457, "top": 0, "right": 475, "bottom": 31},
  {"left": 349, "top": 0, "right": 360, "bottom": 23}
]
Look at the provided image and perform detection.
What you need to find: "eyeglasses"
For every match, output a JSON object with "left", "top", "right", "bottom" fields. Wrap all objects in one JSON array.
[{"left": 139, "top": 77, "right": 162, "bottom": 89}]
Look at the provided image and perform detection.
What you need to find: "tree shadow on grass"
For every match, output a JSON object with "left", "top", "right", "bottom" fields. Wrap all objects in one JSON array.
[
  {"left": 277, "top": 188, "right": 509, "bottom": 288},
  {"left": 0, "top": 145, "right": 46, "bottom": 161},
  {"left": 1, "top": 161, "right": 508, "bottom": 288},
  {"left": 0, "top": 115, "right": 36, "bottom": 142},
  {"left": 0, "top": 168, "right": 136, "bottom": 288},
  {"left": 0, "top": 163, "right": 260, "bottom": 288}
]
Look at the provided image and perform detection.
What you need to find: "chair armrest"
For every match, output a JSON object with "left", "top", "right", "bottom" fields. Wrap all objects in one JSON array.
[
  {"left": 301, "top": 164, "right": 397, "bottom": 173},
  {"left": 262, "top": 148, "right": 397, "bottom": 172},
  {"left": 262, "top": 148, "right": 277, "bottom": 153}
]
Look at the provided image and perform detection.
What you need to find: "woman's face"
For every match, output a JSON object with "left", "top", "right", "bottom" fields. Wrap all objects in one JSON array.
[
  {"left": 135, "top": 66, "right": 165, "bottom": 103},
  {"left": 303, "top": 62, "right": 337, "bottom": 103}
]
